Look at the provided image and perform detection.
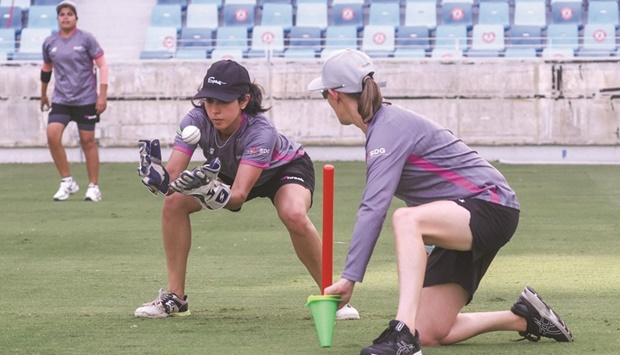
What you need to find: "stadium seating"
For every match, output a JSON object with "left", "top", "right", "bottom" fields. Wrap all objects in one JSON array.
[
  {"left": 0, "top": 6, "right": 22, "bottom": 33},
  {"left": 32, "top": 0, "right": 60, "bottom": 5},
  {"left": 431, "top": 48, "right": 464, "bottom": 59},
  {"left": 191, "top": 0, "right": 222, "bottom": 9},
  {"left": 404, "top": 1, "right": 437, "bottom": 29},
  {"left": 477, "top": 2, "right": 510, "bottom": 30},
  {"left": 1, "top": 0, "right": 29, "bottom": 11},
  {"left": 331, "top": 3, "right": 364, "bottom": 30},
  {"left": 587, "top": 1, "right": 619, "bottom": 28},
  {"left": 176, "top": 27, "right": 213, "bottom": 59},
  {"left": 578, "top": 23, "right": 618, "bottom": 56},
  {"left": 508, "top": 25, "right": 544, "bottom": 52},
  {"left": 434, "top": 25, "right": 468, "bottom": 52},
  {"left": 468, "top": 24, "right": 505, "bottom": 57},
  {"left": 139, "top": 26, "right": 177, "bottom": 60},
  {"left": 441, "top": 2, "right": 474, "bottom": 29},
  {"left": 395, "top": 26, "right": 430, "bottom": 55},
  {"left": 546, "top": 24, "right": 579, "bottom": 51},
  {"left": 0, "top": 28, "right": 15, "bottom": 60},
  {"left": 261, "top": 3, "right": 293, "bottom": 31},
  {"left": 361, "top": 25, "right": 395, "bottom": 57},
  {"left": 247, "top": 25, "right": 284, "bottom": 58},
  {"left": 550, "top": 1, "right": 584, "bottom": 27},
  {"left": 513, "top": 1, "right": 547, "bottom": 29},
  {"left": 210, "top": 48, "right": 244, "bottom": 60},
  {"left": 284, "top": 26, "right": 321, "bottom": 58},
  {"left": 321, "top": 25, "right": 358, "bottom": 58},
  {"left": 12, "top": 28, "right": 51, "bottom": 60},
  {"left": 27, "top": 5, "right": 58, "bottom": 31},
  {"left": 150, "top": 4, "right": 182, "bottom": 32},
  {"left": 504, "top": 48, "right": 538, "bottom": 58},
  {"left": 295, "top": 2, "right": 327, "bottom": 30},
  {"left": 185, "top": 4, "right": 219, "bottom": 29},
  {"left": 215, "top": 26, "right": 249, "bottom": 54},
  {"left": 542, "top": 47, "right": 575, "bottom": 58},
  {"left": 223, "top": 3, "right": 256, "bottom": 28},
  {"left": 157, "top": 0, "right": 188, "bottom": 9},
  {"left": 368, "top": 2, "right": 401, "bottom": 27}
]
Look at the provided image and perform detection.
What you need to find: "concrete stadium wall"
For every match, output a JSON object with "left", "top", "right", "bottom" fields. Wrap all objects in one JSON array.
[{"left": 1, "top": 58, "right": 619, "bottom": 149}]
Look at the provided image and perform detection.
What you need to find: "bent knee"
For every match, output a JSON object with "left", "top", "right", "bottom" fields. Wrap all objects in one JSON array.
[
  {"left": 392, "top": 207, "right": 421, "bottom": 230},
  {"left": 163, "top": 193, "right": 201, "bottom": 215},
  {"left": 418, "top": 330, "right": 450, "bottom": 347}
]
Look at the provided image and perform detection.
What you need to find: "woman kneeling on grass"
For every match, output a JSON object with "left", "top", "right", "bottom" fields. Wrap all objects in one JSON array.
[
  {"left": 134, "top": 60, "right": 359, "bottom": 321},
  {"left": 308, "top": 49, "right": 574, "bottom": 355}
]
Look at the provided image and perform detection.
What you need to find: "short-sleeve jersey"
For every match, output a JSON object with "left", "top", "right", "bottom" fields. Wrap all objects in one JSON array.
[
  {"left": 173, "top": 107, "right": 305, "bottom": 186},
  {"left": 342, "top": 104, "right": 520, "bottom": 283},
  {"left": 42, "top": 29, "right": 104, "bottom": 105}
]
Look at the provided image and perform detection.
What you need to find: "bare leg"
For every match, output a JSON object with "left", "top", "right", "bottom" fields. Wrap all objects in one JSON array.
[
  {"left": 274, "top": 184, "right": 322, "bottom": 288},
  {"left": 161, "top": 193, "right": 202, "bottom": 297},
  {"left": 79, "top": 129, "right": 99, "bottom": 184},
  {"left": 47, "top": 122, "right": 71, "bottom": 178}
]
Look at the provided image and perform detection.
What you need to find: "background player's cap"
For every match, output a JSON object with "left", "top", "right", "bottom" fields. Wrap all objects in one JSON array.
[
  {"left": 308, "top": 49, "right": 377, "bottom": 94},
  {"left": 56, "top": 0, "right": 77, "bottom": 16},
  {"left": 194, "top": 60, "right": 251, "bottom": 103}
]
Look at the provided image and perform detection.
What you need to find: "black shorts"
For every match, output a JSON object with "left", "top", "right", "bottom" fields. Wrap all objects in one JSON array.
[
  {"left": 48, "top": 103, "right": 100, "bottom": 131},
  {"left": 219, "top": 152, "right": 316, "bottom": 211},
  {"left": 423, "top": 198, "right": 520, "bottom": 304}
]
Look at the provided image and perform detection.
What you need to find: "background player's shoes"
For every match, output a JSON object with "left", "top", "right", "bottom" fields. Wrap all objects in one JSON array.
[
  {"left": 511, "top": 286, "right": 574, "bottom": 342},
  {"left": 336, "top": 303, "right": 360, "bottom": 320},
  {"left": 360, "top": 320, "right": 422, "bottom": 355},
  {"left": 134, "top": 288, "right": 190, "bottom": 318},
  {"left": 53, "top": 179, "right": 79, "bottom": 201},
  {"left": 84, "top": 183, "right": 102, "bottom": 202}
]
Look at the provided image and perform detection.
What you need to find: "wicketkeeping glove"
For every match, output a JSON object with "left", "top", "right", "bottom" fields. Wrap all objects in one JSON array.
[
  {"left": 169, "top": 158, "right": 231, "bottom": 210},
  {"left": 137, "top": 139, "right": 170, "bottom": 195}
]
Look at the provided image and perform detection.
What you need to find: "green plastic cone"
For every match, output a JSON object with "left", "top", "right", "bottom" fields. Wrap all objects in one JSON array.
[{"left": 306, "top": 295, "right": 341, "bottom": 348}]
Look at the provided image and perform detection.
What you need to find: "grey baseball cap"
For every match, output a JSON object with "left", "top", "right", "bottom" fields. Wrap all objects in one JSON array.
[
  {"left": 56, "top": 0, "right": 77, "bottom": 16},
  {"left": 307, "top": 49, "right": 376, "bottom": 94}
]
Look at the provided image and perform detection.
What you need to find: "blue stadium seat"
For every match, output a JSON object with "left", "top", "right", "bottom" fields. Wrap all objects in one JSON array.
[
  {"left": 295, "top": 2, "right": 327, "bottom": 30},
  {"left": 151, "top": 4, "right": 182, "bottom": 32},
  {"left": 261, "top": 3, "right": 293, "bottom": 31},
  {"left": 0, "top": 6, "right": 22, "bottom": 33},
  {"left": 431, "top": 48, "right": 464, "bottom": 59},
  {"left": 331, "top": 3, "right": 364, "bottom": 30},
  {"left": 578, "top": 23, "right": 618, "bottom": 56},
  {"left": 477, "top": 2, "right": 510, "bottom": 30},
  {"left": 331, "top": 0, "right": 364, "bottom": 4},
  {"left": 139, "top": 26, "right": 177, "bottom": 60},
  {"left": 0, "top": 28, "right": 16, "bottom": 59},
  {"left": 186, "top": 4, "right": 219, "bottom": 29},
  {"left": 248, "top": 25, "right": 284, "bottom": 58},
  {"left": 0, "top": 0, "right": 30, "bottom": 11},
  {"left": 225, "top": 0, "right": 257, "bottom": 4},
  {"left": 434, "top": 25, "right": 468, "bottom": 51},
  {"left": 210, "top": 48, "right": 244, "bottom": 60},
  {"left": 176, "top": 27, "right": 213, "bottom": 59},
  {"left": 362, "top": 25, "right": 395, "bottom": 57},
  {"left": 368, "top": 2, "right": 401, "bottom": 27},
  {"left": 469, "top": 24, "right": 505, "bottom": 56},
  {"left": 546, "top": 24, "right": 579, "bottom": 51},
  {"left": 404, "top": 1, "right": 437, "bottom": 30},
  {"left": 508, "top": 25, "right": 543, "bottom": 52},
  {"left": 157, "top": 0, "right": 188, "bottom": 10},
  {"left": 442, "top": 2, "right": 473, "bottom": 29},
  {"left": 504, "top": 48, "right": 538, "bottom": 58},
  {"left": 284, "top": 26, "right": 321, "bottom": 58},
  {"left": 12, "top": 28, "right": 51, "bottom": 60},
  {"left": 587, "top": 1, "right": 619, "bottom": 28},
  {"left": 514, "top": 1, "right": 547, "bottom": 29},
  {"left": 542, "top": 47, "right": 574, "bottom": 59},
  {"left": 551, "top": 2, "right": 584, "bottom": 27},
  {"left": 215, "top": 26, "right": 249, "bottom": 54},
  {"left": 27, "top": 5, "right": 58, "bottom": 31},
  {"left": 32, "top": 0, "right": 60, "bottom": 5},
  {"left": 191, "top": 0, "right": 222, "bottom": 9},
  {"left": 395, "top": 26, "right": 430, "bottom": 53},
  {"left": 321, "top": 25, "right": 358, "bottom": 58},
  {"left": 223, "top": 3, "right": 256, "bottom": 28}
]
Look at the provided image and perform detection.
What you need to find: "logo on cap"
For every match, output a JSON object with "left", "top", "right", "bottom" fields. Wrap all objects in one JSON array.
[{"left": 207, "top": 77, "right": 226, "bottom": 86}]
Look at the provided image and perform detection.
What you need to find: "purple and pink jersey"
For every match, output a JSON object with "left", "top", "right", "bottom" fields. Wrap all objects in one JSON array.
[
  {"left": 173, "top": 107, "right": 305, "bottom": 187},
  {"left": 343, "top": 104, "right": 520, "bottom": 282}
]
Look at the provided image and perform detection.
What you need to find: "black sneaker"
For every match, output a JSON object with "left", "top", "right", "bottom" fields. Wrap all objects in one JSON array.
[
  {"left": 511, "top": 286, "right": 574, "bottom": 342},
  {"left": 360, "top": 320, "right": 422, "bottom": 355}
]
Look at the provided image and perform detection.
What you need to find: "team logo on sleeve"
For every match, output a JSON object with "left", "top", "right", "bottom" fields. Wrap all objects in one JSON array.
[
  {"left": 367, "top": 147, "right": 389, "bottom": 161},
  {"left": 246, "top": 147, "right": 271, "bottom": 156}
]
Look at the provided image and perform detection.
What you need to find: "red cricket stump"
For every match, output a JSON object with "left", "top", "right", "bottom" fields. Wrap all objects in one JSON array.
[{"left": 322, "top": 165, "right": 334, "bottom": 295}]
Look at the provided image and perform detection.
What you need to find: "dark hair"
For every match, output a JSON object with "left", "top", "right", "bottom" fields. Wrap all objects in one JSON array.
[
  {"left": 344, "top": 75, "right": 385, "bottom": 123},
  {"left": 191, "top": 82, "right": 271, "bottom": 115}
]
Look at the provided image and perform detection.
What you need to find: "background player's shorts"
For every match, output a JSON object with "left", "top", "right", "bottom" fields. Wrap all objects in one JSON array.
[
  {"left": 219, "top": 152, "right": 316, "bottom": 211},
  {"left": 48, "top": 103, "right": 99, "bottom": 131},
  {"left": 423, "top": 198, "right": 520, "bottom": 304}
]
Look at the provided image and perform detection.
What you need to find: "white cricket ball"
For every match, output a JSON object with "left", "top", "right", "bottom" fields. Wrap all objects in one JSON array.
[{"left": 182, "top": 125, "right": 201, "bottom": 145}]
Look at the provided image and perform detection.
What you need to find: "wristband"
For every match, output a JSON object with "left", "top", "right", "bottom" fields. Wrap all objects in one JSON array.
[{"left": 41, "top": 70, "right": 52, "bottom": 83}]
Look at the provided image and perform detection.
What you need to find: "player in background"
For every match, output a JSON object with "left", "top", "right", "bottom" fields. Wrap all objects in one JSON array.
[
  {"left": 308, "top": 49, "right": 574, "bottom": 355},
  {"left": 40, "top": 0, "right": 108, "bottom": 202},
  {"left": 134, "top": 60, "right": 359, "bottom": 320}
]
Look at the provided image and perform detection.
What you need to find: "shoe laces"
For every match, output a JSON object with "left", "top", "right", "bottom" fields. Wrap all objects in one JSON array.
[{"left": 514, "top": 332, "right": 541, "bottom": 342}]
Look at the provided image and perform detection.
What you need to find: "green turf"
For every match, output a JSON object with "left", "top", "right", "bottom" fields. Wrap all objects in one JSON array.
[{"left": 1, "top": 162, "right": 619, "bottom": 354}]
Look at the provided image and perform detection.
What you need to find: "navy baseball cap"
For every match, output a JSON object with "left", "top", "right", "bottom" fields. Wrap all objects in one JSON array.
[{"left": 194, "top": 60, "right": 251, "bottom": 102}]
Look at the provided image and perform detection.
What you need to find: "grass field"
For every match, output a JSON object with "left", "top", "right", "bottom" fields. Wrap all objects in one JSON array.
[{"left": 1, "top": 161, "right": 619, "bottom": 354}]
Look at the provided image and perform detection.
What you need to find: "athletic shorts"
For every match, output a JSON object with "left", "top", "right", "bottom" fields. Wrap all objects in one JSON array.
[
  {"left": 218, "top": 152, "right": 315, "bottom": 212},
  {"left": 423, "top": 198, "right": 520, "bottom": 304},
  {"left": 48, "top": 103, "right": 100, "bottom": 131}
]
